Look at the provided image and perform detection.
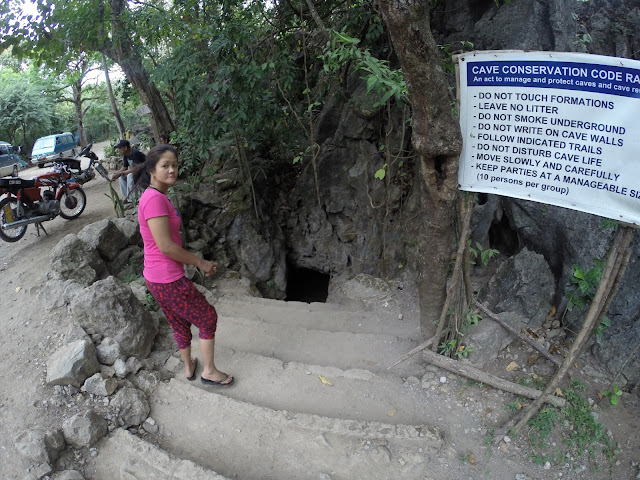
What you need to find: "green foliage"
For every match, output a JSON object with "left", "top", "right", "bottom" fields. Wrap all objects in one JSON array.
[
  {"left": 603, "top": 384, "right": 623, "bottom": 406},
  {"left": 105, "top": 182, "right": 125, "bottom": 218},
  {"left": 455, "top": 344, "right": 473, "bottom": 359},
  {"left": 0, "top": 68, "right": 53, "bottom": 148},
  {"left": 142, "top": 293, "right": 158, "bottom": 311},
  {"left": 528, "top": 407, "right": 559, "bottom": 447},
  {"left": 468, "top": 241, "right": 500, "bottom": 266},
  {"left": 525, "top": 383, "right": 615, "bottom": 470},
  {"left": 600, "top": 219, "right": 618, "bottom": 231},
  {"left": 566, "top": 259, "right": 604, "bottom": 311},
  {"left": 321, "top": 30, "right": 408, "bottom": 108},
  {"left": 438, "top": 339, "right": 457, "bottom": 356},
  {"left": 595, "top": 316, "right": 611, "bottom": 345}
]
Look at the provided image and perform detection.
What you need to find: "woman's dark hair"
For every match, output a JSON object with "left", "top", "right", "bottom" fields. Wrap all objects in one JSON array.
[{"left": 134, "top": 144, "right": 178, "bottom": 189}]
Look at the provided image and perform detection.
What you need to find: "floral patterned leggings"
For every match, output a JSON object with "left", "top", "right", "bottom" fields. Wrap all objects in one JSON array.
[{"left": 146, "top": 276, "right": 218, "bottom": 349}]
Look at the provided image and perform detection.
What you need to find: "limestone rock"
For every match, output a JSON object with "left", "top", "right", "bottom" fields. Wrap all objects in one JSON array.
[
  {"left": 68, "top": 276, "right": 158, "bottom": 358},
  {"left": 62, "top": 410, "right": 108, "bottom": 448},
  {"left": 15, "top": 428, "right": 65, "bottom": 464},
  {"left": 114, "top": 358, "right": 129, "bottom": 378},
  {"left": 478, "top": 248, "right": 554, "bottom": 329},
  {"left": 133, "top": 370, "right": 161, "bottom": 395},
  {"left": 96, "top": 337, "right": 121, "bottom": 366},
  {"left": 82, "top": 373, "right": 117, "bottom": 396},
  {"left": 77, "top": 219, "right": 128, "bottom": 261},
  {"left": 113, "top": 216, "right": 142, "bottom": 245},
  {"left": 466, "top": 312, "right": 527, "bottom": 367},
  {"left": 46, "top": 339, "right": 100, "bottom": 387},
  {"left": 111, "top": 387, "right": 150, "bottom": 428},
  {"left": 50, "top": 234, "right": 105, "bottom": 286}
]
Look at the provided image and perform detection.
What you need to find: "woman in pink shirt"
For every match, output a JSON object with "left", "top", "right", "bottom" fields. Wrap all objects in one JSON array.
[{"left": 137, "top": 144, "right": 234, "bottom": 386}]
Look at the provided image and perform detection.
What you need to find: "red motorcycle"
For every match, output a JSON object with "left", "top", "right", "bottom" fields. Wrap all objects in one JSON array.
[{"left": 0, "top": 167, "right": 86, "bottom": 242}]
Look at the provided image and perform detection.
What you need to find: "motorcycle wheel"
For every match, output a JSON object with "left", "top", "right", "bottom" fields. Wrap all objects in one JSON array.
[
  {"left": 59, "top": 187, "right": 87, "bottom": 220},
  {"left": 0, "top": 197, "right": 28, "bottom": 242}
]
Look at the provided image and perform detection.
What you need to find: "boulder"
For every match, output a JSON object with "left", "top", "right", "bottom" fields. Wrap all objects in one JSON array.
[
  {"left": 62, "top": 410, "right": 108, "bottom": 448},
  {"left": 46, "top": 339, "right": 100, "bottom": 387},
  {"left": 82, "top": 373, "right": 117, "bottom": 396},
  {"left": 132, "top": 370, "right": 161, "bottom": 395},
  {"left": 37, "top": 278, "right": 85, "bottom": 312},
  {"left": 111, "top": 387, "right": 150, "bottom": 428},
  {"left": 77, "top": 219, "right": 128, "bottom": 261},
  {"left": 466, "top": 312, "right": 527, "bottom": 367},
  {"left": 478, "top": 248, "right": 555, "bottom": 330},
  {"left": 113, "top": 217, "right": 142, "bottom": 245},
  {"left": 15, "top": 428, "right": 65, "bottom": 464},
  {"left": 96, "top": 337, "right": 121, "bottom": 366},
  {"left": 50, "top": 234, "right": 105, "bottom": 286},
  {"left": 68, "top": 276, "right": 158, "bottom": 358}
]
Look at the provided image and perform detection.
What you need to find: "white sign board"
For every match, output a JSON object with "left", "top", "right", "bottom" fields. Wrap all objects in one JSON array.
[{"left": 457, "top": 51, "right": 640, "bottom": 225}]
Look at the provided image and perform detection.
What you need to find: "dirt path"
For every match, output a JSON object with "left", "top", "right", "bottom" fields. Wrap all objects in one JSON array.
[{"left": 0, "top": 141, "right": 118, "bottom": 479}]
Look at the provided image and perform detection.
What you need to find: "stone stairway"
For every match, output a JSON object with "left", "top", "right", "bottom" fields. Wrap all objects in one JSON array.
[{"left": 88, "top": 295, "right": 448, "bottom": 480}]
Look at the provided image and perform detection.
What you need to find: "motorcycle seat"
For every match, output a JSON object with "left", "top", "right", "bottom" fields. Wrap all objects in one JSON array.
[{"left": 0, "top": 178, "right": 36, "bottom": 188}]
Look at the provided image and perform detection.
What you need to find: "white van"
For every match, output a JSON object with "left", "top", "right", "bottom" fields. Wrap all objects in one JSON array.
[{"left": 31, "top": 132, "right": 77, "bottom": 168}]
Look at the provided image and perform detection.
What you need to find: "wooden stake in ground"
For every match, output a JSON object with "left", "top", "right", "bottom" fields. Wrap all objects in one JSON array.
[{"left": 497, "top": 226, "right": 634, "bottom": 441}]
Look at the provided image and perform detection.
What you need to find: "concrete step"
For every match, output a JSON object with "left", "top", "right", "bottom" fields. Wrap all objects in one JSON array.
[
  {"left": 87, "top": 428, "right": 230, "bottom": 479},
  {"left": 175, "top": 345, "right": 447, "bottom": 427},
  {"left": 210, "top": 316, "right": 425, "bottom": 377},
  {"left": 215, "top": 296, "right": 420, "bottom": 339},
  {"left": 150, "top": 379, "right": 443, "bottom": 480}
]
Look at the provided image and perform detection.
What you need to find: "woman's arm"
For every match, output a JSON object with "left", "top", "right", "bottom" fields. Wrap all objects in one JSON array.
[{"left": 147, "top": 216, "right": 217, "bottom": 275}]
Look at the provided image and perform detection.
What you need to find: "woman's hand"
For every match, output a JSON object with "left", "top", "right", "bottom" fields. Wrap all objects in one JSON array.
[{"left": 198, "top": 259, "right": 218, "bottom": 276}]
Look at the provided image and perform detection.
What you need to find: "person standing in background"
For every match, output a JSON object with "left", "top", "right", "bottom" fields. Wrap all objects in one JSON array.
[{"left": 111, "top": 139, "right": 146, "bottom": 204}]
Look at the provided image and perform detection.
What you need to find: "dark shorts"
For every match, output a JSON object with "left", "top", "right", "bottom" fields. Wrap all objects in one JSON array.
[{"left": 146, "top": 276, "right": 218, "bottom": 349}]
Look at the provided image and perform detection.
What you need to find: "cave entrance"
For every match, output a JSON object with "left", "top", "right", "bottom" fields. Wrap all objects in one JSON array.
[{"left": 285, "top": 262, "right": 329, "bottom": 303}]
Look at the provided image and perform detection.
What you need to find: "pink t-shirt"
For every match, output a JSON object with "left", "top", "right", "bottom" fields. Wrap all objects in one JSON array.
[{"left": 138, "top": 189, "right": 185, "bottom": 283}]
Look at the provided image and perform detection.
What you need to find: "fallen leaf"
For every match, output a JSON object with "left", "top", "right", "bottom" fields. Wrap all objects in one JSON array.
[
  {"left": 528, "top": 354, "right": 541, "bottom": 366},
  {"left": 597, "top": 391, "right": 605, "bottom": 400},
  {"left": 387, "top": 409, "right": 396, "bottom": 417},
  {"left": 467, "top": 451, "right": 476, "bottom": 464},
  {"left": 555, "top": 388, "right": 564, "bottom": 397},
  {"left": 15, "top": 286, "right": 22, "bottom": 293},
  {"left": 318, "top": 375, "right": 333, "bottom": 386},
  {"left": 506, "top": 361, "right": 518, "bottom": 372},
  {"left": 574, "top": 363, "right": 579, "bottom": 369}
]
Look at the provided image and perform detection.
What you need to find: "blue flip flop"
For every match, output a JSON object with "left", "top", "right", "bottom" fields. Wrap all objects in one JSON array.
[{"left": 200, "top": 374, "right": 234, "bottom": 386}]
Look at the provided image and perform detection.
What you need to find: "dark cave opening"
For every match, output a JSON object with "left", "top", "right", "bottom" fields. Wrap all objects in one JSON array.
[
  {"left": 285, "top": 262, "right": 330, "bottom": 303},
  {"left": 488, "top": 214, "right": 520, "bottom": 256}
]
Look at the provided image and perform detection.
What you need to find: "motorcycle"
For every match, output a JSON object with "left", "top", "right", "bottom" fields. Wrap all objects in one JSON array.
[
  {"left": 49, "top": 142, "right": 111, "bottom": 185},
  {"left": 0, "top": 166, "right": 87, "bottom": 243}
]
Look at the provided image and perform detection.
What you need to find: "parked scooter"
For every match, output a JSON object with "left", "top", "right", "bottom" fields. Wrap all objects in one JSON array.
[
  {"left": 51, "top": 142, "right": 111, "bottom": 184},
  {"left": 0, "top": 167, "right": 86, "bottom": 242}
]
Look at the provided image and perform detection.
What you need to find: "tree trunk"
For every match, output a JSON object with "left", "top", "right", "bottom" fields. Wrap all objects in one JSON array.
[
  {"left": 72, "top": 81, "right": 87, "bottom": 147},
  {"left": 102, "top": 53, "right": 126, "bottom": 139},
  {"left": 107, "top": 0, "right": 175, "bottom": 142},
  {"left": 375, "top": 0, "right": 463, "bottom": 336}
]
